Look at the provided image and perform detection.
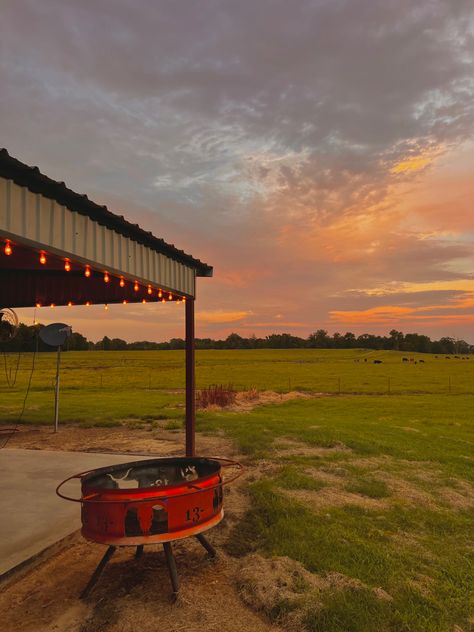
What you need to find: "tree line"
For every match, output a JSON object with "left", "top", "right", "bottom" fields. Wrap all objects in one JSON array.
[{"left": 2, "top": 324, "right": 472, "bottom": 355}]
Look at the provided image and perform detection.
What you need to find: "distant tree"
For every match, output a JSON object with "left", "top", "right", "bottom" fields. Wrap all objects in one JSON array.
[
  {"left": 226, "top": 333, "right": 245, "bottom": 349},
  {"left": 307, "top": 329, "right": 331, "bottom": 348},
  {"left": 389, "top": 329, "right": 404, "bottom": 350},
  {"left": 67, "top": 332, "right": 89, "bottom": 351}
]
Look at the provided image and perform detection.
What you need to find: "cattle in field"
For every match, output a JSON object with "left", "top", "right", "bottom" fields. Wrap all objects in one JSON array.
[
  {"left": 402, "top": 357, "right": 408, "bottom": 362},
  {"left": 455, "top": 355, "right": 460, "bottom": 359},
  {"left": 364, "top": 358, "right": 367, "bottom": 362},
  {"left": 373, "top": 359, "right": 382, "bottom": 364},
  {"left": 419, "top": 359, "right": 425, "bottom": 363},
  {"left": 445, "top": 357, "right": 450, "bottom": 359}
]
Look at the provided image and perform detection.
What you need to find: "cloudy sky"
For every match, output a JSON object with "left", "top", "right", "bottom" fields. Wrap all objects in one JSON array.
[{"left": 1, "top": 0, "right": 473, "bottom": 342}]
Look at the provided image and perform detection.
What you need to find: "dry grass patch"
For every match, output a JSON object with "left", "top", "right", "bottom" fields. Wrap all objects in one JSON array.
[
  {"left": 279, "top": 487, "right": 389, "bottom": 511},
  {"left": 236, "top": 553, "right": 392, "bottom": 630},
  {"left": 273, "top": 437, "right": 352, "bottom": 458}
]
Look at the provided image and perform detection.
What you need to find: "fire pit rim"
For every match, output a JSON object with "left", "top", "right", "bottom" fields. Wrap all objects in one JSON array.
[
  {"left": 81, "top": 456, "right": 222, "bottom": 494},
  {"left": 56, "top": 455, "right": 242, "bottom": 504}
]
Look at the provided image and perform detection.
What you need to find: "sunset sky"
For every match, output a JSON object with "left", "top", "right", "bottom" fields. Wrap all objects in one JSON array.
[{"left": 1, "top": 1, "right": 473, "bottom": 342}]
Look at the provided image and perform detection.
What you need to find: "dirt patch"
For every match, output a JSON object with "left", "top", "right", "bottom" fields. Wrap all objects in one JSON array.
[
  {"left": 273, "top": 437, "right": 352, "bottom": 458},
  {"left": 5, "top": 424, "right": 235, "bottom": 458},
  {"left": 0, "top": 541, "right": 278, "bottom": 632},
  {"left": 236, "top": 554, "right": 391, "bottom": 629}
]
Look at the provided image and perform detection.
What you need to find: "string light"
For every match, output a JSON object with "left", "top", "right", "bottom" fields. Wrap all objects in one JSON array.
[
  {"left": 104, "top": 303, "right": 109, "bottom": 311},
  {"left": 64, "top": 259, "right": 71, "bottom": 272},
  {"left": 85, "top": 266, "right": 91, "bottom": 278},
  {"left": 158, "top": 289, "right": 163, "bottom": 298},
  {"left": 119, "top": 277, "right": 125, "bottom": 288},
  {"left": 67, "top": 301, "right": 73, "bottom": 307},
  {"left": 142, "top": 298, "right": 147, "bottom": 304},
  {"left": 147, "top": 285, "right": 152, "bottom": 295},
  {"left": 182, "top": 297, "right": 186, "bottom": 303},
  {"left": 161, "top": 298, "right": 166, "bottom": 303},
  {"left": 36, "top": 302, "right": 41, "bottom": 308},
  {"left": 123, "top": 299, "right": 128, "bottom": 305},
  {"left": 85, "top": 301, "right": 91, "bottom": 307},
  {"left": 50, "top": 303, "right": 55, "bottom": 308},
  {"left": 168, "top": 292, "right": 173, "bottom": 301},
  {"left": 39, "top": 251, "right": 47, "bottom": 265},
  {"left": 104, "top": 271, "right": 110, "bottom": 283},
  {"left": 134, "top": 281, "right": 139, "bottom": 292},
  {"left": 4, "top": 241, "right": 12, "bottom": 256}
]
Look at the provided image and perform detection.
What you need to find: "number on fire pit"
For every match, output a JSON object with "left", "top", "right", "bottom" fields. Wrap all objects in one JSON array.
[{"left": 186, "top": 507, "right": 204, "bottom": 523}]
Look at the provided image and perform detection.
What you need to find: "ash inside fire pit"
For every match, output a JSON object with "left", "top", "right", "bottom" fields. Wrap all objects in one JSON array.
[{"left": 82, "top": 457, "right": 222, "bottom": 491}]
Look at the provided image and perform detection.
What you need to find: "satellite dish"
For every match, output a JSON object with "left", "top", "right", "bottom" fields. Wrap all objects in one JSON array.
[
  {"left": 0, "top": 308, "right": 19, "bottom": 342},
  {"left": 39, "top": 323, "right": 72, "bottom": 347}
]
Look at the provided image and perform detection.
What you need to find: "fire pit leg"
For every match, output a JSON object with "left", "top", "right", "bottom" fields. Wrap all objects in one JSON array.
[
  {"left": 135, "top": 545, "right": 144, "bottom": 560},
  {"left": 163, "top": 542, "right": 179, "bottom": 594},
  {"left": 195, "top": 533, "right": 217, "bottom": 557},
  {"left": 80, "top": 545, "right": 116, "bottom": 599}
]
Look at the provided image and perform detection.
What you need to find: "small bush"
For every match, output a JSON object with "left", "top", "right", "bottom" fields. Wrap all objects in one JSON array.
[{"left": 197, "top": 384, "right": 236, "bottom": 408}]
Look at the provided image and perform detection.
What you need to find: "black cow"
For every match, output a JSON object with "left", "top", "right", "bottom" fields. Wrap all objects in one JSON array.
[{"left": 373, "top": 359, "right": 382, "bottom": 364}]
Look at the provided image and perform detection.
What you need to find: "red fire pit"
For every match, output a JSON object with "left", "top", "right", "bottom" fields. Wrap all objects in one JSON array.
[{"left": 57, "top": 456, "right": 242, "bottom": 597}]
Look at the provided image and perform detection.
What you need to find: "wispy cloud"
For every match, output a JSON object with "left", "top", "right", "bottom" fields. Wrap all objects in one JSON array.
[{"left": 1, "top": 1, "right": 474, "bottom": 341}]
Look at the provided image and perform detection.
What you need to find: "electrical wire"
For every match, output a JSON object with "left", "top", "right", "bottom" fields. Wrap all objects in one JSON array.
[{"left": 0, "top": 335, "right": 38, "bottom": 449}]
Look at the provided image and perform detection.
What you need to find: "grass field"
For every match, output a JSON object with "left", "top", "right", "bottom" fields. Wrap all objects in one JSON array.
[
  {"left": 0, "top": 348, "right": 473, "bottom": 426},
  {"left": 1, "top": 348, "right": 473, "bottom": 631}
]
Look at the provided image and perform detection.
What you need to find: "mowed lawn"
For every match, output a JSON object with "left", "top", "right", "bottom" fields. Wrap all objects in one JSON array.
[{"left": 1, "top": 349, "right": 473, "bottom": 630}]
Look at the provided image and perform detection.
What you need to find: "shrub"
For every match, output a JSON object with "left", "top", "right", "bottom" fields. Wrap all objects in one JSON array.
[{"left": 197, "top": 384, "right": 236, "bottom": 408}]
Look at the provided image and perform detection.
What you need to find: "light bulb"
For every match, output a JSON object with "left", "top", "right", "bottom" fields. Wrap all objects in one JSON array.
[
  {"left": 4, "top": 241, "right": 12, "bottom": 256},
  {"left": 85, "top": 266, "right": 91, "bottom": 278},
  {"left": 168, "top": 292, "right": 173, "bottom": 301},
  {"left": 142, "top": 298, "right": 147, "bottom": 304},
  {"left": 134, "top": 281, "right": 139, "bottom": 292},
  {"left": 50, "top": 303, "right": 55, "bottom": 308},
  {"left": 104, "top": 271, "right": 110, "bottom": 283},
  {"left": 85, "top": 301, "right": 91, "bottom": 306},
  {"left": 119, "top": 277, "right": 125, "bottom": 288},
  {"left": 123, "top": 299, "right": 128, "bottom": 305},
  {"left": 161, "top": 298, "right": 166, "bottom": 303},
  {"left": 158, "top": 289, "right": 163, "bottom": 298},
  {"left": 67, "top": 301, "right": 72, "bottom": 307},
  {"left": 104, "top": 303, "right": 109, "bottom": 311},
  {"left": 36, "top": 302, "right": 41, "bottom": 308},
  {"left": 182, "top": 297, "right": 186, "bottom": 303},
  {"left": 64, "top": 260, "right": 71, "bottom": 272},
  {"left": 39, "top": 252, "right": 47, "bottom": 265},
  {"left": 147, "top": 285, "right": 152, "bottom": 295}
]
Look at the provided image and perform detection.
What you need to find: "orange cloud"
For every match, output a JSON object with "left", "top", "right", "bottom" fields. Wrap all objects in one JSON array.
[{"left": 196, "top": 309, "right": 252, "bottom": 324}]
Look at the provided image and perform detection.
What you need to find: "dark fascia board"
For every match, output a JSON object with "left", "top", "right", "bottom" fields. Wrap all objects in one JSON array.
[{"left": 0, "top": 148, "right": 213, "bottom": 277}]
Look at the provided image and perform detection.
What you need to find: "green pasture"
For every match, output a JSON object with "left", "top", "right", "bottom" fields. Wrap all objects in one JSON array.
[
  {"left": 1, "top": 348, "right": 472, "bottom": 630},
  {"left": 0, "top": 348, "right": 473, "bottom": 426},
  {"left": 200, "top": 395, "right": 473, "bottom": 631}
]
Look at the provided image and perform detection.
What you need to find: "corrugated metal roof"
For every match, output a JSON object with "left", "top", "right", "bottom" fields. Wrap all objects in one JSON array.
[{"left": 0, "top": 148, "right": 212, "bottom": 277}]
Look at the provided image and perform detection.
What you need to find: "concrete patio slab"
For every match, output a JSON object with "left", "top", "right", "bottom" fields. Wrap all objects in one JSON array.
[{"left": 0, "top": 448, "right": 149, "bottom": 576}]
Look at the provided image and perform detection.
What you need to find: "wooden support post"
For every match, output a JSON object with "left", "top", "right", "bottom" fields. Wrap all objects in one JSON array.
[{"left": 185, "top": 297, "right": 195, "bottom": 456}]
